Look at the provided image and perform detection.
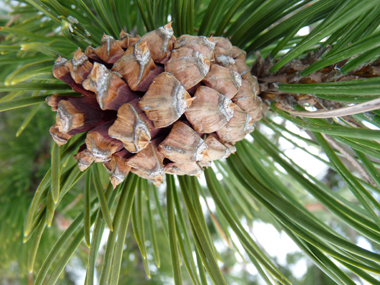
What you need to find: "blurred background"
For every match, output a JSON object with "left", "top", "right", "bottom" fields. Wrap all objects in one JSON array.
[{"left": 0, "top": 1, "right": 378, "bottom": 284}]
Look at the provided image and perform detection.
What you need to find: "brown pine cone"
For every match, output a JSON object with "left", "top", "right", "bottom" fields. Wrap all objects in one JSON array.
[{"left": 49, "top": 23, "right": 263, "bottom": 187}]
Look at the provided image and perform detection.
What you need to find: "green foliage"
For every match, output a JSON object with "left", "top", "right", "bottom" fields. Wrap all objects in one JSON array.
[
  {"left": 2, "top": 0, "right": 380, "bottom": 284},
  {"left": 0, "top": 104, "right": 50, "bottom": 281}
]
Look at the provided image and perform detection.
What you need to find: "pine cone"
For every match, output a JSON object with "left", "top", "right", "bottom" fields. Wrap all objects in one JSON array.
[{"left": 49, "top": 23, "right": 263, "bottom": 187}]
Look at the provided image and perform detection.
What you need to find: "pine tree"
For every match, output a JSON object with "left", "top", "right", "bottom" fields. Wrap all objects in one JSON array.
[{"left": 2, "top": 0, "right": 380, "bottom": 284}]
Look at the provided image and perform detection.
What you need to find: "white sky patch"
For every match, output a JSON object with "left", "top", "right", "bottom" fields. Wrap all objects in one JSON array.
[
  {"left": 305, "top": 144, "right": 321, "bottom": 156},
  {"left": 362, "top": 120, "right": 380, "bottom": 130},
  {"left": 99, "top": 228, "right": 110, "bottom": 254},
  {"left": 357, "top": 281, "right": 372, "bottom": 285},
  {"left": 268, "top": 120, "right": 330, "bottom": 177},
  {"left": 199, "top": 196, "right": 208, "bottom": 212},
  {"left": 245, "top": 133, "right": 254, "bottom": 142},
  {"left": 305, "top": 105, "right": 317, "bottom": 111},
  {"left": 257, "top": 225, "right": 308, "bottom": 281},
  {"left": 290, "top": 259, "right": 308, "bottom": 279},
  {"left": 246, "top": 263, "right": 258, "bottom": 275},
  {"left": 285, "top": 120, "right": 309, "bottom": 138},
  {"left": 199, "top": 196, "right": 216, "bottom": 213},
  {"left": 283, "top": 132, "right": 308, "bottom": 148},
  {"left": 66, "top": 257, "right": 87, "bottom": 285},
  {"left": 0, "top": 1, "right": 10, "bottom": 11},
  {"left": 278, "top": 136, "right": 294, "bottom": 150},
  {"left": 272, "top": 116, "right": 284, "bottom": 124},
  {"left": 259, "top": 124, "right": 275, "bottom": 136},
  {"left": 197, "top": 170, "right": 207, "bottom": 187},
  {"left": 229, "top": 229, "right": 245, "bottom": 254},
  {"left": 274, "top": 161, "right": 287, "bottom": 174},
  {"left": 320, "top": 36, "right": 329, "bottom": 42},
  {"left": 356, "top": 236, "right": 373, "bottom": 252},
  {"left": 214, "top": 239, "right": 227, "bottom": 253},
  {"left": 234, "top": 251, "right": 244, "bottom": 263},
  {"left": 229, "top": 221, "right": 308, "bottom": 283},
  {"left": 206, "top": 197, "right": 216, "bottom": 212},
  {"left": 297, "top": 26, "right": 310, "bottom": 36},
  {"left": 284, "top": 147, "right": 328, "bottom": 177},
  {"left": 252, "top": 222, "right": 301, "bottom": 265}
]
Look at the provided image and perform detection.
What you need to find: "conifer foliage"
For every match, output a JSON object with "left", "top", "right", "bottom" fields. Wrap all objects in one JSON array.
[{"left": 2, "top": 0, "right": 380, "bottom": 284}]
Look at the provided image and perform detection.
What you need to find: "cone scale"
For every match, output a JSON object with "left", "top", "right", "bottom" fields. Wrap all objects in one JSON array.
[{"left": 49, "top": 23, "right": 263, "bottom": 187}]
